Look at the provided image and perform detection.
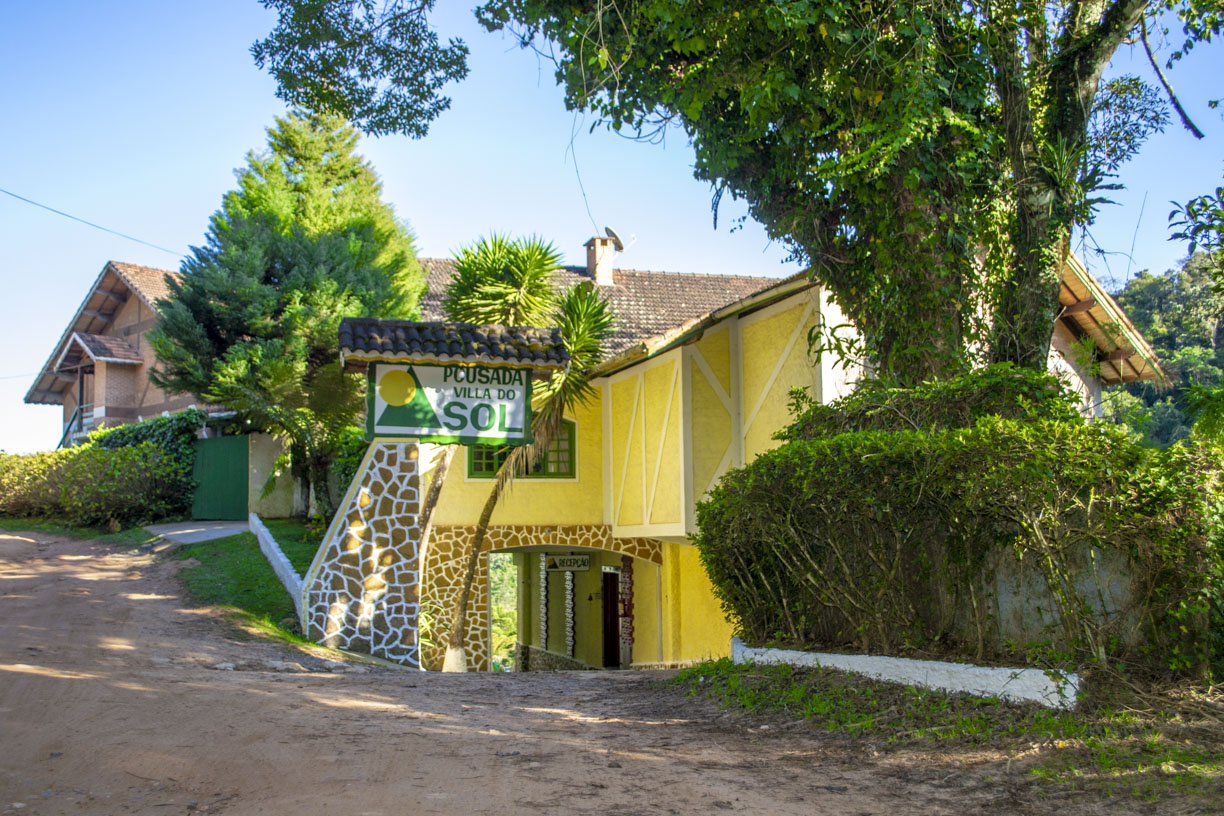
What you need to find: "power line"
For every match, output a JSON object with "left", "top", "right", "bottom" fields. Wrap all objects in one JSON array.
[{"left": 0, "top": 186, "right": 185, "bottom": 258}]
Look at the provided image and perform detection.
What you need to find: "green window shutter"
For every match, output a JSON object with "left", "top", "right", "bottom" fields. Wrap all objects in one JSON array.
[{"left": 468, "top": 419, "right": 576, "bottom": 480}]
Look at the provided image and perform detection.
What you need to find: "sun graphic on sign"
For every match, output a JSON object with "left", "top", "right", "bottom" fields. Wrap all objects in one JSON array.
[{"left": 378, "top": 368, "right": 416, "bottom": 406}]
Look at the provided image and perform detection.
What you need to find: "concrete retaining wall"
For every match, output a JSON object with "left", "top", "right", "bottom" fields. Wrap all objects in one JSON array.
[
  {"left": 731, "top": 637, "right": 1079, "bottom": 709},
  {"left": 249, "top": 513, "right": 304, "bottom": 618}
]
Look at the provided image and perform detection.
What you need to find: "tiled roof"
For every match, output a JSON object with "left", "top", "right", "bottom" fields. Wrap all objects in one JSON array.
[
  {"left": 339, "top": 318, "right": 569, "bottom": 371},
  {"left": 109, "top": 262, "right": 182, "bottom": 308},
  {"left": 71, "top": 332, "right": 143, "bottom": 364},
  {"left": 420, "top": 259, "right": 778, "bottom": 357},
  {"left": 25, "top": 260, "right": 181, "bottom": 405}
]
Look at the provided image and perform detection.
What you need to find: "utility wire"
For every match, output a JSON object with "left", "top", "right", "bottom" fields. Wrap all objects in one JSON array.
[{"left": 0, "top": 186, "right": 185, "bottom": 258}]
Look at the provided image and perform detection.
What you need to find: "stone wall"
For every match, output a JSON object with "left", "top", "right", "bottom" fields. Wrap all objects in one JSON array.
[
  {"left": 421, "top": 525, "right": 663, "bottom": 671},
  {"left": 517, "top": 643, "right": 591, "bottom": 672},
  {"left": 302, "top": 440, "right": 422, "bottom": 666}
]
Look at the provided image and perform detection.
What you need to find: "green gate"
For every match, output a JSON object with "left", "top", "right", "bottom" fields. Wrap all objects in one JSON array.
[{"left": 191, "top": 435, "right": 249, "bottom": 520}]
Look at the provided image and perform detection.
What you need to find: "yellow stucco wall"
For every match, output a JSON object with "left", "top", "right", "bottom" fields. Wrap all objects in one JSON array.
[
  {"left": 739, "top": 300, "right": 821, "bottom": 460},
  {"left": 607, "top": 353, "right": 683, "bottom": 534},
  {"left": 427, "top": 394, "right": 604, "bottom": 527},
  {"left": 690, "top": 326, "right": 735, "bottom": 504},
  {"left": 656, "top": 541, "right": 733, "bottom": 664},
  {"left": 610, "top": 376, "right": 643, "bottom": 526},
  {"left": 247, "top": 432, "right": 296, "bottom": 518},
  {"left": 648, "top": 364, "right": 682, "bottom": 525},
  {"left": 631, "top": 559, "right": 661, "bottom": 665}
]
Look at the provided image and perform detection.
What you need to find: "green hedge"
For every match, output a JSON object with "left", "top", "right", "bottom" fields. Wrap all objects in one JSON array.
[
  {"left": 58, "top": 442, "right": 190, "bottom": 526},
  {"left": 695, "top": 417, "right": 1224, "bottom": 679},
  {"left": 0, "top": 449, "right": 75, "bottom": 517},
  {"left": 0, "top": 410, "right": 206, "bottom": 527},
  {"left": 779, "top": 363, "right": 1084, "bottom": 441}
]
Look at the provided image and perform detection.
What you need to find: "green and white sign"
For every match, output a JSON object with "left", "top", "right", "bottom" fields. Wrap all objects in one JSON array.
[{"left": 367, "top": 362, "right": 533, "bottom": 445}]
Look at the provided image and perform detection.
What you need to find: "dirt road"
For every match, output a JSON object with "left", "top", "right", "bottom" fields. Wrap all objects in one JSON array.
[{"left": 0, "top": 530, "right": 1091, "bottom": 815}]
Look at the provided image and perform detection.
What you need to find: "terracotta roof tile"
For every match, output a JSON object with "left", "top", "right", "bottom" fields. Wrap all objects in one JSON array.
[
  {"left": 109, "top": 262, "right": 182, "bottom": 307},
  {"left": 70, "top": 332, "right": 142, "bottom": 363},
  {"left": 419, "top": 258, "right": 778, "bottom": 357},
  {"left": 340, "top": 319, "right": 569, "bottom": 371}
]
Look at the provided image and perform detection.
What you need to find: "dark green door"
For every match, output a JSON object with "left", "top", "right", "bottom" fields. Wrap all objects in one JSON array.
[{"left": 191, "top": 435, "right": 249, "bottom": 520}]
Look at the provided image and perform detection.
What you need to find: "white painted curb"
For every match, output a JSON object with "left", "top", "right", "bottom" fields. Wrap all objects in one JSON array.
[
  {"left": 730, "top": 637, "right": 1079, "bottom": 709},
  {"left": 249, "top": 513, "right": 304, "bottom": 618}
]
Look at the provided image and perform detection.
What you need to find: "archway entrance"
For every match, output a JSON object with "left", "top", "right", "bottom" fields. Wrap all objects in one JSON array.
[{"left": 419, "top": 527, "right": 662, "bottom": 671}]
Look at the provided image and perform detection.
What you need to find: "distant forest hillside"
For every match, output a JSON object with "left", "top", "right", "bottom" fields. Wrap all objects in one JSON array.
[{"left": 1105, "top": 253, "right": 1222, "bottom": 445}]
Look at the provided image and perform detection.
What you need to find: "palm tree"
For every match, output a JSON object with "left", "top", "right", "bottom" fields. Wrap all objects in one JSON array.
[
  {"left": 415, "top": 235, "right": 564, "bottom": 603},
  {"left": 439, "top": 239, "right": 615, "bottom": 672}
]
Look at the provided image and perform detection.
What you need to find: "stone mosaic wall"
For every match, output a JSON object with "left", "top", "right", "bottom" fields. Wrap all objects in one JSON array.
[
  {"left": 518, "top": 643, "right": 590, "bottom": 672},
  {"left": 422, "top": 525, "right": 663, "bottom": 671},
  {"left": 619, "top": 555, "right": 635, "bottom": 665},
  {"left": 564, "top": 570, "right": 575, "bottom": 657},
  {"left": 302, "top": 441, "right": 422, "bottom": 667}
]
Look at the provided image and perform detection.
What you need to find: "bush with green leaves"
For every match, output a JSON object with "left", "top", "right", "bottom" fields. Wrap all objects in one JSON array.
[
  {"left": 779, "top": 363, "right": 1084, "bottom": 442},
  {"left": 0, "top": 449, "right": 75, "bottom": 517},
  {"left": 0, "top": 411, "right": 206, "bottom": 526},
  {"left": 58, "top": 442, "right": 191, "bottom": 526},
  {"left": 93, "top": 408, "right": 206, "bottom": 460},
  {"left": 696, "top": 415, "right": 1224, "bottom": 680},
  {"left": 329, "top": 425, "right": 369, "bottom": 499},
  {"left": 92, "top": 408, "right": 206, "bottom": 515}
]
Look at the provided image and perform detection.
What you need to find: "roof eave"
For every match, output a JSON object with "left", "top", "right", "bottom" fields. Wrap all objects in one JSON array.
[
  {"left": 1064, "top": 256, "right": 1167, "bottom": 386},
  {"left": 339, "top": 349, "right": 568, "bottom": 374},
  {"left": 591, "top": 272, "right": 814, "bottom": 378}
]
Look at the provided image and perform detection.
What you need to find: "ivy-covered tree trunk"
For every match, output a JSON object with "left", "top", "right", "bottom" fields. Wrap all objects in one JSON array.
[{"left": 987, "top": 0, "right": 1149, "bottom": 369}]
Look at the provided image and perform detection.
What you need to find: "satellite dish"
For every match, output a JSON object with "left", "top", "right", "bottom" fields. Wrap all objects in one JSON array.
[{"left": 604, "top": 226, "right": 625, "bottom": 252}]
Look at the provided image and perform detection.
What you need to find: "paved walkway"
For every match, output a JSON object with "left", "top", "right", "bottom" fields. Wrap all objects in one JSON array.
[{"left": 144, "top": 519, "right": 249, "bottom": 544}]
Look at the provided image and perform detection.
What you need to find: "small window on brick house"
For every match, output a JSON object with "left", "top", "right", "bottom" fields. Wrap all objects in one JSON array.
[{"left": 468, "top": 419, "right": 576, "bottom": 479}]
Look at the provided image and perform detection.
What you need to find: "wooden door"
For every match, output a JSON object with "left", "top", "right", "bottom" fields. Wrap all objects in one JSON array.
[
  {"left": 191, "top": 435, "right": 249, "bottom": 520},
  {"left": 601, "top": 571, "right": 620, "bottom": 669}
]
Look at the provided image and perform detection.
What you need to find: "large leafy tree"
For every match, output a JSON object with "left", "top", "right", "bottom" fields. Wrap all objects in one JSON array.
[
  {"left": 150, "top": 112, "right": 424, "bottom": 517},
  {"left": 437, "top": 235, "right": 615, "bottom": 671},
  {"left": 253, "top": 1, "right": 1217, "bottom": 385}
]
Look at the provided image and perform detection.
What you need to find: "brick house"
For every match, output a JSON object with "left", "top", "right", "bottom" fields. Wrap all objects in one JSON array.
[{"left": 24, "top": 261, "right": 195, "bottom": 447}]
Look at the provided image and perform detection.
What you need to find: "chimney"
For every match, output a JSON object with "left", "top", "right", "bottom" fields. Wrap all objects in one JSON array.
[{"left": 585, "top": 236, "right": 617, "bottom": 286}]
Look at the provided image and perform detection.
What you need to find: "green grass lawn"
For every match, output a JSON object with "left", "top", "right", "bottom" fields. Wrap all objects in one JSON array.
[
  {"left": 674, "top": 658, "right": 1224, "bottom": 806},
  {"left": 258, "top": 517, "right": 325, "bottom": 575},
  {"left": 172, "top": 518, "right": 322, "bottom": 633}
]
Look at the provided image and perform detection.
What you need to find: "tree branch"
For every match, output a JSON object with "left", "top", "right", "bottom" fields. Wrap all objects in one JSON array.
[{"left": 1141, "top": 16, "right": 1205, "bottom": 139}]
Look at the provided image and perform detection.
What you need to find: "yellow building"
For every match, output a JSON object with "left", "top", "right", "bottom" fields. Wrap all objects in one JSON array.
[
  {"left": 404, "top": 239, "right": 1163, "bottom": 672},
  {"left": 307, "top": 239, "right": 1163, "bottom": 672}
]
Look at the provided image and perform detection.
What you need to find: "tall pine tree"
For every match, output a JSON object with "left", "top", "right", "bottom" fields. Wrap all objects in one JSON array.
[{"left": 150, "top": 112, "right": 424, "bottom": 517}]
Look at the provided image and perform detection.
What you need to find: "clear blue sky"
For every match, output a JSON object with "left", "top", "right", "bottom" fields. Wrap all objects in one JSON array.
[{"left": 1, "top": 2, "right": 1219, "bottom": 453}]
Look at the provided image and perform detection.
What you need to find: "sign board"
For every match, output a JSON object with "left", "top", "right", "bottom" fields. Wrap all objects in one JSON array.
[
  {"left": 367, "top": 362, "right": 532, "bottom": 445},
  {"left": 545, "top": 554, "right": 590, "bottom": 572}
]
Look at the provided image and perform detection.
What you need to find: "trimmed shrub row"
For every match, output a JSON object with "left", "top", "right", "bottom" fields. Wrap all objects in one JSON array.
[
  {"left": 0, "top": 410, "right": 206, "bottom": 527},
  {"left": 697, "top": 389, "right": 1224, "bottom": 680}
]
